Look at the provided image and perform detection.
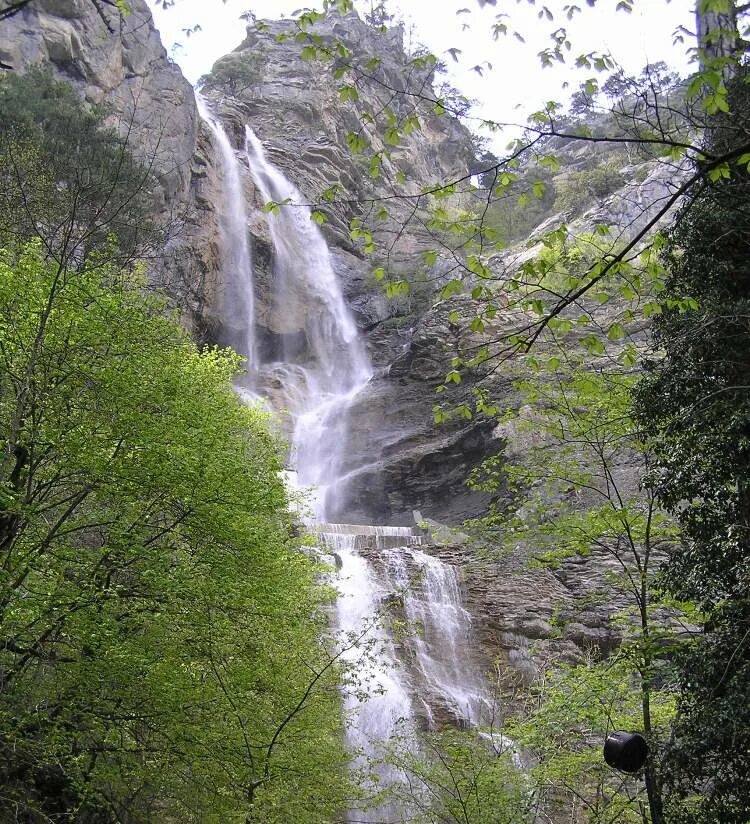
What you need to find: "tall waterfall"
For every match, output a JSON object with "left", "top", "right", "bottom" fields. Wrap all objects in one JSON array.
[
  {"left": 201, "top": 115, "right": 492, "bottom": 819},
  {"left": 195, "top": 95, "right": 257, "bottom": 390}
]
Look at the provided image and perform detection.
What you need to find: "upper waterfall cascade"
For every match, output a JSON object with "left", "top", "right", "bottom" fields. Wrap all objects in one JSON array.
[{"left": 244, "top": 126, "right": 373, "bottom": 520}]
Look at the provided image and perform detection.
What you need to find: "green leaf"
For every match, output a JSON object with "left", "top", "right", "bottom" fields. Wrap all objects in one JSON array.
[
  {"left": 548, "top": 317, "right": 573, "bottom": 335},
  {"left": 708, "top": 162, "right": 731, "bottom": 183},
  {"left": 321, "top": 184, "right": 339, "bottom": 203},
  {"left": 338, "top": 84, "right": 359, "bottom": 103},
  {"left": 581, "top": 333, "right": 606, "bottom": 355},
  {"left": 263, "top": 198, "right": 290, "bottom": 215},
  {"left": 441, "top": 279, "right": 463, "bottom": 299},
  {"left": 643, "top": 302, "right": 663, "bottom": 317},
  {"left": 369, "top": 153, "right": 381, "bottom": 179},
  {"left": 402, "top": 113, "right": 421, "bottom": 135},
  {"left": 621, "top": 344, "right": 638, "bottom": 368},
  {"left": 607, "top": 322, "right": 626, "bottom": 341},
  {"left": 310, "top": 209, "right": 328, "bottom": 225},
  {"left": 346, "top": 132, "right": 368, "bottom": 154},
  {"left": 384, "top": 126, "right": 401, "bottom": 146}
]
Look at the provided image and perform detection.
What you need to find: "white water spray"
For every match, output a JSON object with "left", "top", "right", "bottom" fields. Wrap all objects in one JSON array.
[
  {"left": 195, "top": 95, "right": 257, "bottom": 389},
  {"left": 382, "top": 546, "right": 490, "bottom": 727}
]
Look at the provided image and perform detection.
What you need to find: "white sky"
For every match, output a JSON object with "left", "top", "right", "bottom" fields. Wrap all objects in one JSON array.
[{"left": 148, "top": 0, "right": 696, "bottom": 141}]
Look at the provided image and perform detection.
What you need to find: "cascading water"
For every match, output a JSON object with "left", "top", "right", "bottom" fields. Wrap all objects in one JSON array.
[
  {"left": 381, "top": 547, "right": 490, "bottom": 728},
  {"left": 316, "top": 524, "right": 493, "bottom": 821},
  {"left": 242, "top": 133, "right": 421, "bottom": 818},
  {"left": 195, "top": 95, "right": 257, "bottom": 393},
  {"left": 244, "top": 127, "right": 372, "bottom": 520},
  {"left": 322, "top": 529, "right": 417, "bottom": 822},
  {"left": 203, "top": 115, "right": 494, "bottom": 819}
]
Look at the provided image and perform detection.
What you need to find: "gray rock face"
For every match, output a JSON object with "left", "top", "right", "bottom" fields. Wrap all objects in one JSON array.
[
  {"left": 203, "top": 12, "right": 474, "bottom": 251},
  {"left": 414, "top": 535, "right": 630, "bottom": 699},
  {"left": 0, "top": 0, "right": 224, "bottom": 334},
  {"left": 337, "top": 297, "right": 506, "bottom": 524}
]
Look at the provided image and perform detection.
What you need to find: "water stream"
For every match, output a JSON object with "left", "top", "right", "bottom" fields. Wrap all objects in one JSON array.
[
  {"left": 198, "top": 100, "right": 492, "bottom": 820},
  {"left": 244, "top": 127, "right": 372, "bottom": 520},
  {"left": 195, "top": 94, "right": 257, "bottom": 393}
]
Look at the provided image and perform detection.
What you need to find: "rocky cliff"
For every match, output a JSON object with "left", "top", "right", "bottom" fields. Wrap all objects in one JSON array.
[
  {"left": 1, "top": 0, "right": 499, "bottom": 524},
  {"left": 199, "top": 11, "right": 505, "bottom": 525},
  {"left": 0, "top": 0, "right": 229, "bottom": 336},
  {"left": 192, "top": 9, "right": 689, "bottom": 691}
]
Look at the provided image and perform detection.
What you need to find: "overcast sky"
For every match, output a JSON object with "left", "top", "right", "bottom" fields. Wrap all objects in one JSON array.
[{"left": 148, "top": 0, "right": 696, "bottom": 140}]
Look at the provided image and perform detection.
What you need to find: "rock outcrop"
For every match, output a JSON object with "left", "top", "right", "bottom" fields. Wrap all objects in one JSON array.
[{"left": 0, "top": 0, "right": 225, "bottom": 335}]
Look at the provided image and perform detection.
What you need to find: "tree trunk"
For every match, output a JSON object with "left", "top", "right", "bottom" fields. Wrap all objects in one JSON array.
[{"left": 696, "top": 1, "right": 740, "bottom": 68}]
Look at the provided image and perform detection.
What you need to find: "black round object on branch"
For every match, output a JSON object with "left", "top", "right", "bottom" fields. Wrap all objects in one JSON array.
[{"left": 603, "top": 731, "right": 648, "bottom": 773}]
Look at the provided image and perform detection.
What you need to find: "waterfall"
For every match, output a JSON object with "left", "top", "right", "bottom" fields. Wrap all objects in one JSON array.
[
  {"left": 195, "top": 95, "right": 257, "bottom": 392},
  {"left": 317, "top": 525, "right": 492, "bottom": 821},
  {"left": 242, "top": 132, "right": 424, "bottom": 819},
  {"left": 244, "top": 127, "right": 372, "bottom": 519},
  {"left": 381, "top": 547, "right": 490, "bottom": 728},
  {"left": 324, "top": 530, "right": 416, "bottom": 821},
  {"left": 217, "top": 123, "right": 494, "bottom": 819}
]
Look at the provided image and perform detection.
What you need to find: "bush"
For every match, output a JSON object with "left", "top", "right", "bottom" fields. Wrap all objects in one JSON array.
[{"left": 553, "top": 154, "right": 627, "bottom": 216}]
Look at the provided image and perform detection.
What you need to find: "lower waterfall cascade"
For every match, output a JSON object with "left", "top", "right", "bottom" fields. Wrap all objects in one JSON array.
[{"left": 197, "top": 100, "right": 494, "bottom": 819}]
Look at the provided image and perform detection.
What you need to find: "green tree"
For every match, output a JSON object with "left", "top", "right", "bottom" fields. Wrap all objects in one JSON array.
[
  {"left": 0, "top": 239, "right": 350, "bottom": 822},
  {"left": 467, "top": 360, "right": 681, "bottom": 823},
  {"left": 633, "top": 71, "right": 750, "bottom": 824},
  {"left": 381, "top": 726, "right": 530, "bottom": 824},
  {"left": 0, "top": 67, "right": 165, "bottom": 271},
  {"left": 264, "top": 0, "right": 749, "bottom": 367},
  {"left": 509, "top": 656, "right": 676, "bottom": 824}
]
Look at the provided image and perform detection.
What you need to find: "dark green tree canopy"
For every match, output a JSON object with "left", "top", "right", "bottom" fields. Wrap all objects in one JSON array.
[
  {"left": 0, "top": 67, "right": 162, "bottom": 269},
  {"left": 634, "top": 72, "right": 750, "bottom": 824}
]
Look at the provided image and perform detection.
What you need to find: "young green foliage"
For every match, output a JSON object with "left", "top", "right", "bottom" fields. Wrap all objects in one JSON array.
[{"left": 0, "top": 242, "right": 349, "bottom": 822}]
